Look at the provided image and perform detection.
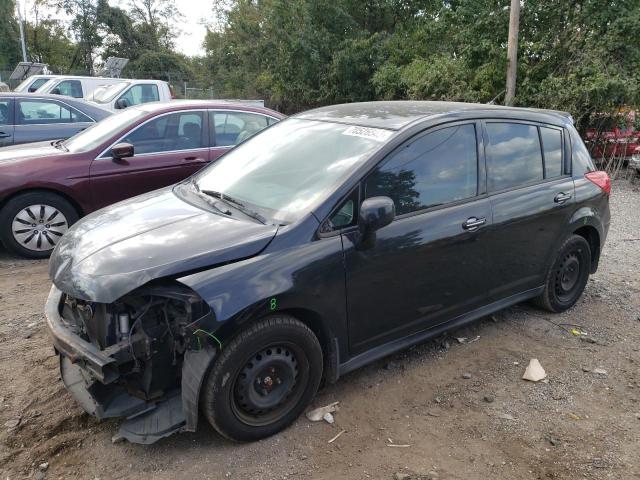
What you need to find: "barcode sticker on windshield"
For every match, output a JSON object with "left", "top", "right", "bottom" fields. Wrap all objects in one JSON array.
[{"left": 343, "top": 126, "right": 393, "bottom": 141}]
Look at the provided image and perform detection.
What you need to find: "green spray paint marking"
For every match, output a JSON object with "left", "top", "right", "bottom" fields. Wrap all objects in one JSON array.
[
  {"left": 193, "top": 329, "right": 223, "bottom": 350},
  {"left": 269, "top": 298, "right": 277, "bottom": 311}
]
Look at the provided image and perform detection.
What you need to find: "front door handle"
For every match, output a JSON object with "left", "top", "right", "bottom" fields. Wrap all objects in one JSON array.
[
  {"left": 554, "top": 192, "right": 572, "bottom": 204},
  {"left": 462, "top": 217, "right": 486, "bottom": 231},
  {"left": 0, "top": 132, "right": 10, "bottom": 139}
]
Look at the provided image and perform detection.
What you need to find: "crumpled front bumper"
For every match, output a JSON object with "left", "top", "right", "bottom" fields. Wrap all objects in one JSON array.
[
  {"left": 44, "top": 284, "right": 216, "bottom": 444},
  {"left": 45, "top": 285, "right": 119, "bottom": 384}
]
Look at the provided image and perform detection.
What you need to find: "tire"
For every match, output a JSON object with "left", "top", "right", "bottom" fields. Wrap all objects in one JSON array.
[
  {"left": 0, "top": 191, "right": 79, "bottom": 259},
  {"left": 202, "top": 315, "right": 323, "bottom": 442},
  {"left": 532, "top": 234, "right": 591, "bottom": 313}
]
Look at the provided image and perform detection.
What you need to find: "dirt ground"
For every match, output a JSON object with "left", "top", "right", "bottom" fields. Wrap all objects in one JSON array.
[{"left": 1, "top": 179, "right": 639, "bottom": 480}]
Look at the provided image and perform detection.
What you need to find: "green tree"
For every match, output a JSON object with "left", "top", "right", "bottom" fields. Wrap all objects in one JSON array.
[{"left": 0, "top": 0, "right": 22, "bottom": 69}]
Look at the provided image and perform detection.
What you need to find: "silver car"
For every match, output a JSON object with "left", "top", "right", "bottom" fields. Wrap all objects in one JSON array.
[{"left": 0, "top": 93, "right": 111, "bottom": 147}]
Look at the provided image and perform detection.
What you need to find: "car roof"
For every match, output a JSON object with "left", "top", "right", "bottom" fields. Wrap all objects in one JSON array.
[
  {"left": 294, "top": 101, "right": 572, "bottom": 130},
  {"left": 131, "top": 100, "right": 285, "bottom": 118}
]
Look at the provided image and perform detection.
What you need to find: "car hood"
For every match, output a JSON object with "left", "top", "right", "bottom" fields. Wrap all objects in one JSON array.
[
  {"left": 0, "top": 141, "right": 62, "bottom": 165},
  {"left": 49, "top": 187, "right": 279, "bottom": 303}
]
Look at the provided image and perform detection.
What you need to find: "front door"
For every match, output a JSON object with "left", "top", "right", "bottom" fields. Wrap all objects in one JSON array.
[
  {"left": 89, "top": 110, "right": 210, "bottom": 210},
  {"left": 343, "top": 122, "right": 492, "bottom": 354},
  {"left": 0, "top": 98, "right": 14, "bottom": 146}
]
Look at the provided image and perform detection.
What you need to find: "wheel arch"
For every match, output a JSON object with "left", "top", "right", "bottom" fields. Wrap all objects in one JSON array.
[
  {"left": 572, "top": 225, "right": 601, "bottom": 273},
  {"left": 212, "top": 305, "right": 339, "bottom": 385},
  {"left": 0, "top": 187, "right": 85, "bottom": 218}
]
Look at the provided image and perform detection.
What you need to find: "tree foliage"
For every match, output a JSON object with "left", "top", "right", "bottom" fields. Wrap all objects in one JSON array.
[
  {"left": 203, "top": 0, "right": 640, "bottom": 129},
  {"left": 0, "top": 0, "right": 22, "bottom": 68}
]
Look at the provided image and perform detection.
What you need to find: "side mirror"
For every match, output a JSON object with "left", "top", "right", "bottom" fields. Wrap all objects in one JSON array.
[
  {"left": 111, "top": 142, "right": 134, "bottom": 160},
  {"left": 359, "top": 196, "right": 395, "bottom": 234},
  {"left": 50, "top": 87, "right": 61, "bottom": 95},
  {"left": 115, "top": 98, "right": 129, "bottom": 110}
]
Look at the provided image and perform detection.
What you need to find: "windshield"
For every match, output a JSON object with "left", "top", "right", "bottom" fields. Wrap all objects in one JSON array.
[
  {"left": 193, "top": 119, "right": 393, "bottom": 224},
  {"left": 15, "top": 77, "right": 49, "bottom": 92},
  {"left": 93, "top": 82, "right": 131, "bottom": 103},
  {"left": 63, "top": 108, "right": 147, "bottom": 152},
  {"left": 35, "top": 78, "right": 58, "bottom": 93}
]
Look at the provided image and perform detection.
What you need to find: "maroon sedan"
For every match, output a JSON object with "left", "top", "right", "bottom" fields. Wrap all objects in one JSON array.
[{"left": 0, "top": 101, "right": 284, "bottom": 258}]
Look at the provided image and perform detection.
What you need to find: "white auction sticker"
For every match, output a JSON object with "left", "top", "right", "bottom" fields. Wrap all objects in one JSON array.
[{"left": 342, "top": 125, "right": 393, "bottom": 141}]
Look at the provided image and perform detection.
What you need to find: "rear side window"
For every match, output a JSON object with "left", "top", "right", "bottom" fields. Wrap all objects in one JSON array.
[
  {"left": 486, "top": 123, "right": 543, "bottom": 191},
  {"left": 540, "top": 127, "right": 563, "bottom": 178},
  {"left": 365, "top": 123, "right": 478, "bottom": 215},
  {"left": 211, "top": 111, "right": 271, "bottom": 146}
]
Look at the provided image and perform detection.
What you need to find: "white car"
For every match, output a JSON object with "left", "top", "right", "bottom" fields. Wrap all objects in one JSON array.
[
  {"left": 87, "top": 80, "right": 173, "bottom": 111},
  {"left": 13, "top": 74, "right": 58, "bottom": 93},
  {"left": 35, "top": 76, "right": 126, "bottom": 99},
  {"left": 631, "top": 147, "right": 640, "bottom": 174}
]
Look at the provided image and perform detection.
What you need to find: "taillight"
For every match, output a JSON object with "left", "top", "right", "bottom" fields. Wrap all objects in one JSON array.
[{"left": 585, "top": 171, "right": 611, "bottom": 195}]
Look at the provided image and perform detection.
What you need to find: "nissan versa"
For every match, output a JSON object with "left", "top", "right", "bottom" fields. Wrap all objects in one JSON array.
[{"left": 45, "top": 101, "right": 610, "bottom": 444}]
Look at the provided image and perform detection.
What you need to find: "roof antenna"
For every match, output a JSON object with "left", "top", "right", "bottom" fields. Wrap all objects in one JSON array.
[{"left": 487, "top": 90, "right": 506, "bottom": 105}]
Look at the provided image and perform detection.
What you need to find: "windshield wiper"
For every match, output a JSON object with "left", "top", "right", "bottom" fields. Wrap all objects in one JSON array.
[
  {"left": 52, "top": 139, "right": 68, "bottom": 151},
  {"left": 201, "top": 189, "right": 267, "bottom": 225}
]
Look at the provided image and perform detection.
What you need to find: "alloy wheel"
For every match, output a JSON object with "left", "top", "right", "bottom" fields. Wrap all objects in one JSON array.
[{"left": 11, "top": 204, "right": 68, "bottom": 252}]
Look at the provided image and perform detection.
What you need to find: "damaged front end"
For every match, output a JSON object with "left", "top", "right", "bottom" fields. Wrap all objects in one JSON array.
[{"left": 45, "top": 282, "right": 219, "bottom": 444}]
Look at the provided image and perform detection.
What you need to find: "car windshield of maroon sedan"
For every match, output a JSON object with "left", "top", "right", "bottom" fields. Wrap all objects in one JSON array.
[
  {"left": 191, "top": 119, "right": 393, "bottom": 224},
  {"left": 61, "top": 108, "right": 147, "bottom": 152}
]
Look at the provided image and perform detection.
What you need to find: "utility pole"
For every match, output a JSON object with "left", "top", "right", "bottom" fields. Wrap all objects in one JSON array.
[
  {"left": 16, "top": 0, "right": 28, "bottom": 62},
  {"left": 505, "top": 0, "right": 520, "bottom": 106}
]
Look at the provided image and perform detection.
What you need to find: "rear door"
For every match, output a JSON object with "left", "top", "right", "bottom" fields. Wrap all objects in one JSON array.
[
  {"left": 342, "top": 121, "right": 493, "bottom": 354},
  {"left": 0, "top": 98, "right": 14, "bottom": 146},
  {"left": 482, "top": 121, "right": 575, "bottom": 301},
  {"left": 14, "top": 98, "right": 94, "bottom": 144},
  {"left": 209, "top": 110, "right": 278, "bottom": 161},
  {"left": 89, "top": 110, "right": 210, "bottom": 210}
]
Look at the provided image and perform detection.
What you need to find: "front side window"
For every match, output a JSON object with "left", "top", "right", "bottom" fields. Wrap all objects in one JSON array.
[
  {"left": 118, "top": 84, "right": 160, "bottom": 107},
  {"left": 55, "top": 80, "right": 83, "bottom": 98},
  {"left": 486, "top": 122, "right": 543, "bottom": 191},
  {"left": 540, "top": 127, "right": 563, "bottom": 178},
  {"left": 120, "top": 111, "right": 205, "bottom": 155},
  {"left": 212, "top": 111, "right": 271, "bottom": 146},
  {"left": 0, "top": 100, "right": 11, "bottom": 125},
  {"left": 16, "top": 100, "right": 91, "bottom": 124},
  {"left": 192, "top": 119, "right": 390, "bottom": 223},
  {"left": 365, "top": 123, "right": 478, "bottom": 215}
]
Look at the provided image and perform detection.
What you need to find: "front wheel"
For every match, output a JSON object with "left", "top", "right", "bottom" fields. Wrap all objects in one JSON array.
[
  {"left": 202, "top": 315, "right": 323, "bottom": 442},
  {"left": 0, "top": 191, "right": 78, "bottom": 259},
  {"left": 533, "top": 234, "right": 591, "bottom": 312}
]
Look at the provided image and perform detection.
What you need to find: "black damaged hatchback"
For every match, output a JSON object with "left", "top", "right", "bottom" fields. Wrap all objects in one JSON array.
[{"left": 46, "top": 101, "right": 610, "bottom": 444}]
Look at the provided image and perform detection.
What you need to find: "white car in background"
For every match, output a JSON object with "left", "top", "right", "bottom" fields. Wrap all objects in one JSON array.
[
  {"left": 13, "top": 74, "right": 58, "bottom": 93},
  {"left": 35, "top": 76, "right": 126, "bottom": 99},
  {"left": 88, "top": 80, "right": 173, "bottom": 111}
]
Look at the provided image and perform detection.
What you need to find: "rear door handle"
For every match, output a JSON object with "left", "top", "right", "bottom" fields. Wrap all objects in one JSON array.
[
  {"left": 0, "top": 132, "right": 10, "bottom": 138},
  {"left": 462, "top": 217, "right": 486, "bottom": 231},
  {"left": 554, "top": 192, "right": 572, "bottom": 204}
]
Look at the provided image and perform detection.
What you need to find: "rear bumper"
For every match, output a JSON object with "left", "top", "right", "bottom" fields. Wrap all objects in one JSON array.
[{"left": 45, "top": 285, "right": 119, "bottom": 384}]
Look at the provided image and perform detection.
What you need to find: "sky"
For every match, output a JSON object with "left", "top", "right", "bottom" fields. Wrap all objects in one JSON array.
[{"left": 18, "top": 0, "right": 211, "bottom": 57}]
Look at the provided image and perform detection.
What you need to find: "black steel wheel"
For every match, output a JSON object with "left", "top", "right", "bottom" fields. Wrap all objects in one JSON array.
[
  {"left": 533, "top": 234, "right": 591, "bottom": 313},
  {"left": 202, "top": 315, "right": 323, "bottom": 442}
]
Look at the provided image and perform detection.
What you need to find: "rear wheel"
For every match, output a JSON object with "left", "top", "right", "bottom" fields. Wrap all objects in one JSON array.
[
  {"left": 0, "top": 191, "right": 78, "bottom": 259},
  {"left": 202, "top": 315, "right": 323, "bottom": 442},
  {"left": 533, "top": 234, "right": 591, "bottom": 312}
]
